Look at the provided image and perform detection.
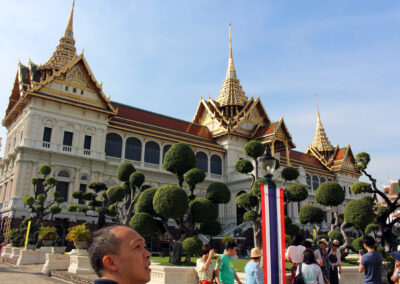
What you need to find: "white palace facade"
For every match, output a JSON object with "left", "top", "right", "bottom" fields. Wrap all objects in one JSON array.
[{"left": 0, "top": 3, "right": 361, "bottom": 240}]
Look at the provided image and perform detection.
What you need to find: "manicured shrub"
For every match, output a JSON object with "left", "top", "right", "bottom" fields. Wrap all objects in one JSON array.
[
  {"left": 350, "top": 182, "right": 372, "bottom": 194},
  {"left": 106, "top": 186, "right": 126, "bottom": 202},
  {"left": 136, "top": 187, "right": 158, "bottom": 215},
  {"left": 315, "top": 181, "right": 345, "bottom": 207},
  {"left": 189, "top": 198, "right": 218, "bottom": 223},
  {"left": 184, "top": 168, "right": 206, "bottom": 190},
  {"left": 281, "top": 167, "right": 299, "bottom": 181},
  {"left": 235, "top": 159, "right": 254, "bottom": 174},
  {"left": 244, "top": 141, "right": 265, "bottom": 159},
  {"left": 199, "top": 220, "right": 222, "bottom": 236},
  {"left": 205, "top": 182, "right": 231, "bottom": 204},
  {"left": 182, "top": 236, "right": 203, "bottom": 257},
  {"left": 344, "top": 199, "right": 374, "bottom": 230},
  {"left": 236, "top": 193, "right": 258, "bottom": 208},
  {"left": 117, "top": 162, "right": 136, "bottom": 182},
  {"left": 286, "top": 184, "right": 308, "bottom": 202},
  {"left": 153, "top": 185, "right": 188, "bottom": 219},
  {"left": 298, "top": 205, "right": 324, "bottom": 225},
  {"left": 130, "top": 212, "right": 160, "bottom": 237},
  {"left": 243, "top": 211, "right": 258, "bottom": 222}
]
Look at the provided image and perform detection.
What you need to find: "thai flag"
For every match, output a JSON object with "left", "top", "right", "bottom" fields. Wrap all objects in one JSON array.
[{"left": 261, "top": 183, "right": 286, "bottom": 284}]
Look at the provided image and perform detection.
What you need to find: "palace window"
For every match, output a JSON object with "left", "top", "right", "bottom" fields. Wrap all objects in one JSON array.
[
  {"left": 312, "top": 175, "right": 319, "bottom": 191},
  {"left": 34, "top": 179, "right": 45, "bottom": 198},
  {"left": 306, "top": 174, "right": 311, "bottom": 190},
  {"left": 78, "top": 184, "right": 86, "bottom": 205},
  {"left": 196, "top": 152, "right": 208, "bottom": 173},
  {"left": 56, "top": 182, "right": 69, "bottom": 202},
  {"left": 320, "top": 177, "right": 326, "bottom": 184},
  {"left": 210, "top": 155, "right": 222, "bottom": 175},
  {"left": 162, "top": 145, "right": 172, "bottom": 163},
  {"left": 63, "top": 131, "right": 73, "bottom": 146},
  {"left": 73, "top": 88, "right": 77, "bottom": 93},
  {"left": 58, "top": 170, "right": 70, "bottom": 178},
  {"left": 105, "top": 133, "right": 122, "bottom": 158},
  {"left": 84, "top": 135, "right": 91, "bottom": 150},
  {"left": 125, "top": 137, "right": 142, "bottom": 161},
  {"left": 43, "top": 127, "right": 52, "bottom": 142},
  {"left": 145, "top": 141, "right": 160, "bottom": 164}
]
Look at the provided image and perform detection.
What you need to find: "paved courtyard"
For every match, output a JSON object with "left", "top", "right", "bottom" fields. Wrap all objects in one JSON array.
[{"left": 0, "top": 263, "right": 64, "bottom": 284}]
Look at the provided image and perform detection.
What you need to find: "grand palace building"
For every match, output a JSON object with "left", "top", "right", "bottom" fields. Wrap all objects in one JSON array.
[{"left": 0, "top": 3, "right": 361, "bottom": 241}]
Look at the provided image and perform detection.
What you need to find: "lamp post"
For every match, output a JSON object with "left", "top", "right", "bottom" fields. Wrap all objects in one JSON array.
[{"left": 260, "top": 145, "right": 286, "bottom": 284}]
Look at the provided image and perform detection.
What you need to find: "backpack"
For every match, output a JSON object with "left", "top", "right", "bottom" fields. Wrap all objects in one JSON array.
[{"left": 294, "top": 263, "right": 305, "bottom": 284}]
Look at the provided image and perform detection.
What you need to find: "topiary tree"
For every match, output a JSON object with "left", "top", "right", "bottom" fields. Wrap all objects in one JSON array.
[
  {"left": 163, "top": 143, "right": 196, "bottom": 187},
  {"left": 182, "top": 236, "right": 203, "bottom": 262},
  {"left": 328, "top": 231, "right": 344, "bottom": 245},
  {"left": 68, "top": 182, "right": 116, "bottom": 229},
  {"left": 23, "top": 165, "right": 65, "bottom": 244},
  {"left": 298, "top": 205, "right": 324, "bottom": 239},
  {"left": 352, "top": 236, "right": 365, "bottom": 253},
  {"left": 132, "top": 144, "right": 230, "bottom": 265},
  {"left": 315, "top": 181, "right": 345, "bottom": 234},
  {"left": 365, "top": 224, "right": 380, "bottom": 238}
]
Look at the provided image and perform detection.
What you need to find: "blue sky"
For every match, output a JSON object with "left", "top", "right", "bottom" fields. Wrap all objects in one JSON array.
[{"left": 0, "top": 0, "right": 399, "bottom": 186}]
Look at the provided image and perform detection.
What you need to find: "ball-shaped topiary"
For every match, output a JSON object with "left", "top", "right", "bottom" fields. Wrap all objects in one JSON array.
[
  {"left": 49, "top": 205, "right": 62, "bottom": 215},
  {"left": 235, "top": 159, "right": 254, "bottom": 174},
  {"left": 298, "top": 205, "right": 324, "bottom": 225},
  {"left": 34, "top": 205, "right": 43, "bottom": 212},
  {"left": 107, "top": 204, "right": 118, "bottom": 216},
  {"left": 285, "top": 223, "right": 300, "bottom": 236},
  {"left": 117, "top": 162, "right": 136, "bottom": 182},
  {"left": 344, "top": 199, "right": 374, "bottom": 230},
  {"left": 189, "top": 198, "right": 218, "bottom": 223},
  {"left": 39, "top": 164, "right": 51, "bottom": 176},
  {"left": 56, "top": 197, "right": 65, "bottom": 204},
  {"left": 199, "top": 220, "right": 222, "bottom": 236},
  {"left": 137, "top": 187, "right": 158, "bottom": 216},
  {"left": 376, "top": 206, "right": 391, "bottom": 217},
  {"left": 352, "top": 236, "right": 365, "bottom": 252},
  {"left": 67, "top": 204, "right": 79, "bottom": 212},
  {"left": 130, "top": 212, "right": 160, "bottom": 237},
  {"left": 83, "top": 192, "right": 96, "bottom": 201},
  {"left": 281, "top": 167, "right": 299, "bottom": 181},
  {"left": 244, "top": 140, "right": 265, "bottom": 159},
  {"left": 328, "top": 231, "right": 344, "bottom": 245},
  {"left": 72, "top": 191, "right": 84, "bottom": 200},
  {"left": 205, "top": 182, "right": 231, "bottom": 204},
  {"left": 236, "top": 193, "right": 258, "bottom": 208},
  {"left": 315, "top": 181, "right": 345, "bottom": 207},
  {"left": 120, "top": 182, "right": 131, "bottom": 195},
  {"left": 44, "top": 177, "right": 58, "bottom": 187},
  {"left": 23, "top": 195, "right": 35, "bottom": 206},
  {"left": 88, "top": 182, "right": 107, "bottom": 193},
  {"left": 88, "top": 199, "right": 103, "bottom": 207},
  {"left": 163, "top": 143, "right": 196, "bottom": 178},
  {"left": 130, "top": 171, "right": 145, "bottom": 188},
  {"left": 36, "top": 194, "right": 46, "bottom": 202},
  {"left": 350, "top": 182, "right": 372, "bottom": 194},
  {"left": 251, "top": 178, "right": 266, "bottom": 197},
  {"left": 31, "top": 178, "right": 38, "bottom": 185},
  {"left": 78, "top": 206, "right": 89, "bottom": 213},
  {"left": 355, "top": 152, "right": 370, "bottom": 172},
  {"left": 182, "top": 236, "right": 203, "bottom": 256},
  {"left": 153, "top": 185, "right": 188, "bottom": 219},
  {"left": 286, "top": 184, "right": 308, "bottom": 202},
  {"left": 365, "top": 224, "right": 379, "bottom": 235},
  {"left": 106, "top": 186, "right": 126, "bottom": 203},
  {"left": 243, "top": 211, "right": 258, "bottom": 222},
  {"left": 184, "top": 168, "right": 206, "bottom": 189}
]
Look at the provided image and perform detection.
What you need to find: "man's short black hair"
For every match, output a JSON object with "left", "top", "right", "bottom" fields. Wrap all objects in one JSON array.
[
  {"left": 303, "top": 250, "right": 315, "bottom": 265},
  {"left": 225, "top": 241, "right": 237, "bottom": 251},
  {"left": 88, "top": 225, "right": 123, "bottom": 277},
  {"left": 363, "top": 235, "right": 376, "bottom": 248}
]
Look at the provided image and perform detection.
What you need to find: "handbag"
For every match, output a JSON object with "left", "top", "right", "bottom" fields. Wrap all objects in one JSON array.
[{"left": 294, "top": 263, "right": 305, "bottom": 284}]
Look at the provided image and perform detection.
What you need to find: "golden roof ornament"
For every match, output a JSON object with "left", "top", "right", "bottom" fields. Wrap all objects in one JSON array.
[
  {"left": 311, "top": 101, "right": 334, "bottom": 152},
  {"left": 215, "top": 22, "right": 248, "bottom": 107},
  {"left": 42, "top": 0, "right": 77, "bottom": 70}
]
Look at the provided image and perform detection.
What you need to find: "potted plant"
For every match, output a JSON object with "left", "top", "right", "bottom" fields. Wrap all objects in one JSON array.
[
  {"left": 66, "top": 224, "right": 91, "bottom": 249},
  {"left": 39, "top": 226, "right": 59, "bottom": 246}
]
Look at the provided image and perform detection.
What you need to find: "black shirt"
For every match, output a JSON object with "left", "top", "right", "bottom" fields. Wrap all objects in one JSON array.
[{"left": 94, "top": 279, "right": 119, "bottom": 284}]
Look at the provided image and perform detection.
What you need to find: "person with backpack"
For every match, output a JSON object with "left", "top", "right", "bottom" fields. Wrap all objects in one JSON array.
[
  {"left": 295, "top": 250, "right": 324, "bottom": 284},
  {"left": 286, "top": 235, "right": 306, "bottom": 283}
]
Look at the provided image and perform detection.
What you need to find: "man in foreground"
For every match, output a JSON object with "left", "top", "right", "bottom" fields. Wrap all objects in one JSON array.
[
  {"left": 88, "top": 225, "right": 151, "bottom": 284},
  {"left": 215, "top": 241, "right": 243, "bottom": 284},
  {"left": 358, "top": 235, "right": 382, "bottom": 284}
]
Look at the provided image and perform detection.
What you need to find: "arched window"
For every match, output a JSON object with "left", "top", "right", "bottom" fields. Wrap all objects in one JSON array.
[
  {"left": 312, "top": 176, "right": 319, "bottom": 191},
  {"left": 306, "top": 174, "right": 311, "bottom": 190},
  {"left": 210, "top": 155, "right": 222, "bottom": 175},
  {"left": 58, "top": 170, "right": 70, "bottom": 178},
  {"left": 320, "top": 177, "right": 326, "bottom": 184},
  {"left": 144, "top": 141, "right": 160, "bottom": 164},
  {"left": 125, "top": 137, "right": 142, "bottom": 161},
  {"left": 196, "top": 152, "right": 208, "bottom": 172},
  {"left": 105, "top": 133, "right": 122, "bottom": 158},
  {"left": 162, "top": 145, "right": 172, "bottom": 163},
  {"left": 328, "top": 178, "right": 333, "bottom": 182}
]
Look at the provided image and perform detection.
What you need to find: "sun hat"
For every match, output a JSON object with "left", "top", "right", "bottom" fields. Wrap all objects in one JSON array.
[
  {"left": 250, "top": 247, "right": 262, "bottom": 258},
  {"left": 391, "top": 251, "right": 400, "bottom": 261},
  {"left": 318, "top": 238, "right": 328, "bottom": 246},
  {"left": 305, "top": 238, "right": 313, "bottom": 243}
]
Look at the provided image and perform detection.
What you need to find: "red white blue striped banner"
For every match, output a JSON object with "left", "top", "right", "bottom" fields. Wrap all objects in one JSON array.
[{"left": 261, "top": 183, "right": 286, "bottom": 284}]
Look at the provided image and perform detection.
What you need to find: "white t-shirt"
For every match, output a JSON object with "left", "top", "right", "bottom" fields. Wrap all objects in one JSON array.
[
  {"left": 196, "top": 258, "right": 214, "bottom": 281},
  {"left": 296, "top": 263, "right": 324, "bottom": 284},
  {"left": 286, "top": 245, "right": 306, "bottom": 263}
]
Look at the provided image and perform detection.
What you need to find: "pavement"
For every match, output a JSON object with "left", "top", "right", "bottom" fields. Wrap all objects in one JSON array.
[{"left": 0, "top": 262, "right": 65, "bottom": 284}]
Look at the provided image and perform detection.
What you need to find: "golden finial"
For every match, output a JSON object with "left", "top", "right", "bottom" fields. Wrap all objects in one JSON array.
[
  {"left": 65, "top": 0, "right": 75, "bottom": 38},
  {"left": 311, "top": 96, "right": 334, "bottom": 153},
  {"left": 229, "top": 22, "right": 232, "bottom": 60}
]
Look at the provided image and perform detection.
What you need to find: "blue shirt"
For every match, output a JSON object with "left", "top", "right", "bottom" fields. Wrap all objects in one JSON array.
[
  {"left": 361, "top": 251, "right": 382, "bottom": 284},
  {"left": 244, "top": 261, "right": 264, "bottom": 284}
]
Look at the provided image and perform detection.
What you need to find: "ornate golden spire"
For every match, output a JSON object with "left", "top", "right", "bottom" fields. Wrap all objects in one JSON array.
[
  {"left": 42, "top": 0, "right": 77, "bottom": 70},
  {"left": 215, "top": 22, "right": 248, "bottom": 108},
  {"left": 311, "top": 101, "right": 334, "bottom": 152}
]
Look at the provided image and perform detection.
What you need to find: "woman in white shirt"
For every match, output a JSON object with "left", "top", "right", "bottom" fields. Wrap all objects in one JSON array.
[
  {"left": 196, "top": 244, "right": 219, "bottom": 284},
  {"left": 286, "top": 235, "right": 306, "bottom": 283},
  {"left": 296, "top": 249, "right": 324, "bottom": 284}
]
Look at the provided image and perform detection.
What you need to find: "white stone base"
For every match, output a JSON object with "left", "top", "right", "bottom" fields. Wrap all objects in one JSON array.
[
  {"left": 42, "top": 253, "right": 71, "bottom": 275},
  {"left": 16, "top": 250, "right": 41, "bottom": 265},
  {"left": 10, "top": 248, "right": 22, "bottom": 259},
  {"left": 1, "top": 246, "right": 13, "bottom": 258},
  {"left": 39, "top": 246, "right": 66, "bottom": 263},
  {"left": 68, "top": 255, "right": 94, "bottom": 274},
  {"left": 149, "top": 263, "right": 198, "bottom": 284}
]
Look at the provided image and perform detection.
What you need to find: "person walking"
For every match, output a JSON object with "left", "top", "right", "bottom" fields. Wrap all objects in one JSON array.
[
  {"left": 215, "top": 241, "right": 243, "bottom": 284},
  {"left": 358, "top": 236, "right": 382, "bottom": 284},
  {"left": 196, "top": 244, "right": 220, "bottom": 284},
  {"left": 244, "top": 247, "right": 264, "bottom": 284},
  {"left": 286, "top": 234, "right": 306, "bottom": 283},
  {"left": 328, "top": 240, "right": 342, "bottom": 284},
  {"left": 314, "top": 238, "right": 330, "bottom": 284},
  {"left": 295, "top": 250, "right": 324, "bottom": 284}
]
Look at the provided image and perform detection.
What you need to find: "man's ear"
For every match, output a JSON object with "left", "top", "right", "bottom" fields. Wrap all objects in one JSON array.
[{"left": 102, "top": 255, "right": 118, "bottom": 272}]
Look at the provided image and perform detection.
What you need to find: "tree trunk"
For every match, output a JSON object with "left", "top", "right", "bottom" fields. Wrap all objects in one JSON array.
[
  {"left": 253, "top": 220, "right": 262, "bottom": 248},
  {"left": 329, "top": 208, "right": 339, "bottom": 234},
  {"left": 169, "top": 241, "right": 182, "bottom": 264},
  {"left": 97, "top": 214, "right": 106, "bottom": 229},
  {"left": 178, "top": 175, "right": 184, "bottom": 188},
  {"left": 339, "top": 222, "right": 350, "bottom": 254}
]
